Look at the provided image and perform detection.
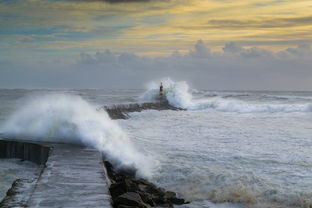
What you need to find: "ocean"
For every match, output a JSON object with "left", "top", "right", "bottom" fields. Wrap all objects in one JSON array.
[{"left": 0, "top": 80, "right": 312, "bottom": 208}]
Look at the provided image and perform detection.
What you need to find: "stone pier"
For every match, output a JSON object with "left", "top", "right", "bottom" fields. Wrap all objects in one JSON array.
[
  {"left": 102, "top": 100, "right": 183, "bottom": 119},
  {"left": 0, "top": 140, "right": 112, "bottom": 208}
]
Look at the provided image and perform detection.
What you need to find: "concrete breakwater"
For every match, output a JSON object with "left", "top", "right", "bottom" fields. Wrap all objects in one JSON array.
[
  {"left": 102, "top": 100, "right": 183, "bottom": 119},
  {"left": 1, "top": 140, "right": 187, "bottom": 208},
  {"left": 0, "top": 140, "right": 112, "bottom": 208},
  {"left": 27, "top": 144, "right": 112, "bottom": 208},
  {"left": 0, "top": 140, "right": 50, "bottom": 165},
  {"left": 0, "top": 140, "right": 51, "bottom": 207}
]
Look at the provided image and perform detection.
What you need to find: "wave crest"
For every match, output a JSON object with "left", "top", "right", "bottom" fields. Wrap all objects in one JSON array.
[
  {"left": 1, "top": 94, "right": 155, "bottom": 177},
  {"left": 141, "top": 78, "right": 312, "bottom": 113}
]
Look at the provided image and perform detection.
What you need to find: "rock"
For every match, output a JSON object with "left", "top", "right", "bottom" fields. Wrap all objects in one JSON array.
[
  {"left": 164, "top": 191, "right": 176, "bottom": 200},
  {"left": 109, "top": 177, "right": 140, "bottom": 199},
  {"left": 118, "top": 167, "right": 137, "bottom": 179},
  {"left": 6, "top": 179, "right": 22, "bottom": 196},
  {"left": 170, "top": 197, "right": 185, "bottom": 205},
  {"left": 164, "top": 191, "right": 185, "bottom": 204},
  {"left": 162, "top": 203, "right": 174, "bottom": 208},
  {"left": 104, "top": 161, "right": 118, "bottom": 181},
  {"left": 151, "top": 193, "right": 165, "bottom": 204},
  {"left": 109, "top": 183, "right": 127, "bottom": 199},
  {"left": 104, "top": 158, "right": 188, "bottom": 208},
  {"left": 0, "top": 179, "right": 34, "bottom": 208},
  {"left": 138, "top": 191, "right": 155, "bottom": 207},
  {"left": 115, "top": 192, "right": 150, "bottom": 208},
  {"left": 123, "top": 178, "right": 139, "bottom": 192},
  {"left": 118, "top": 205, "right": 140, "bottom": 208}
]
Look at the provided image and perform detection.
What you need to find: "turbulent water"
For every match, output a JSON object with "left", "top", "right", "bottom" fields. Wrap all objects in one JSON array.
[
  {"left": 0, "top": 81, "right": 312, "bottom": 208},
  {"left": 0, "top": 159, "right": 41, "bottom": 201}
]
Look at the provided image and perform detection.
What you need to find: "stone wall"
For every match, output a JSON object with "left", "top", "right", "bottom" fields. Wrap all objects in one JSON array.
[
  {"left": 102, "top": 101, "right": 184, "bottom": 119},
  {"left": 0, "top": 140, "right": 51, "bottom": 165}
]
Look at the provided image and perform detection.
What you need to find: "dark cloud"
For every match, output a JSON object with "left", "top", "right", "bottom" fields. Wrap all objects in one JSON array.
[
  {"left": 63, "top": 0, "right": 153, "bottom": 3},
  {"left": 103, "top": 0, "right": 151, "bottom": 2}
]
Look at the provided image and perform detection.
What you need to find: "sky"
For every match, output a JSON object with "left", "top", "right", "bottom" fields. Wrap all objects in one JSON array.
[{"left": 0, "top": 0, "right": 312, "bottom": 90}]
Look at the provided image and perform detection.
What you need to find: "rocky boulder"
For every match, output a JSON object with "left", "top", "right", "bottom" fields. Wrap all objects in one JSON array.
[
  {"left": 104, "top": 160, "right": 187, "bottom": 208},
  {"left": 115, "top": 192, "right": 150, "bottom": 208}
]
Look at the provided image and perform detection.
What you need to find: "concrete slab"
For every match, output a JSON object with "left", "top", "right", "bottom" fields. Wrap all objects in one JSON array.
[{"left": 27, "top": 144, "right": 112, "bottom": 208}]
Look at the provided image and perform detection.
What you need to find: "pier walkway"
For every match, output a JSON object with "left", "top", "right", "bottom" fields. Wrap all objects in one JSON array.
[
  {"left": 0, "top": 140, "right": 112, "bottom": 208},
  {"left": 28, "top": 144, "right": 112, "bottom": 208}
]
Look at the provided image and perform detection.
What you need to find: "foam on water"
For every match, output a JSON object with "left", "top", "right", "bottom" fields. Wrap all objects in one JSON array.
[
  {"left": 0, "top": 94, "right": 155, "bottom": 177},
  {"left": 140, "top": 78, "right": 312, "bottom": 113},
  {"left": 1, "top": 87, "right": 312, "bottom": 208},
  {"left": 190, "top": 98, "right": 312, "bottom": 113},
  {"left": 0, "top": 159, "right": 40, "bottom": 201},
  {"left": 140, "top": 77, "right": 192, "bottom": 108},
  {"left": 120, "top": 110, "right": 312, "bottom": 208}
]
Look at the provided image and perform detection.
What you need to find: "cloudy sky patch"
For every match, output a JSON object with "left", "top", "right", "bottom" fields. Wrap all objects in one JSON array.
[{"left": 0, "top": 0, "right": 312, "bottom": 89}]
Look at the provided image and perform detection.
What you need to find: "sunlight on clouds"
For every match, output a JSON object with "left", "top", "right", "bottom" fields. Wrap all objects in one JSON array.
[{"left": 0, "top": 0, "right": 312, "bottom": 57}]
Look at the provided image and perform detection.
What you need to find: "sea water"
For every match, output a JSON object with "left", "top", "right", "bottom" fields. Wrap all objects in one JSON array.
[
  {"left": 0, "top": 82, "right": 311, "bottom": 208},
  {"left": 0, "top": 159, "right": 41, "bottom": 200}
]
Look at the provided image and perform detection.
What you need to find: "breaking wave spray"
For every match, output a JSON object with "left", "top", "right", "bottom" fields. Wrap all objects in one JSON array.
[
  {"left": 1, "top": 94, "right": 155, "bottom": 178},
  {"left": 140, "top": 77, "right": 312, "bottom": 113}
]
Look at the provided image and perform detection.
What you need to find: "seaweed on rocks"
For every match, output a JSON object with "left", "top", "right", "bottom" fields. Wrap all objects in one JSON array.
[{"left": 104, "top": 161, "right": 188, "bottom": 208}]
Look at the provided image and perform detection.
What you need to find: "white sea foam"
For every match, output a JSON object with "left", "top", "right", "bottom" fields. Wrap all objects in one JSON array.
[
  {"left": 140, "top": 78, "right": 312, "bottom": 113},
  {"left": 120, "top": 110, "right": 312, "bottom": 208},
  {"left": 190, "top": 98, "right": 312, "bottom": 113},
  {"left": 1, "top": 88, "right": 312, "bottom": 208},
  {"left": 0, "top": 159, "right": 40, "bottom": 201},
  {"left": 140, "top": 77, "right": 192, "bottom": 108},
  {"left": 0, "top": 94, "right": 155, "bottom": 177}
]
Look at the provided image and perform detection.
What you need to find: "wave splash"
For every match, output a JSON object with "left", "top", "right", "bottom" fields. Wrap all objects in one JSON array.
[
  {"left": 140, "top": 77, "right": 192, "bottom": 108},
  {"left": 0, "top": 94, "right": 154, "bottom": 177},
  {"left": 175, "top": 171, "right": 312, "bottom": 208},
  {"left": 140, "top": 78, "right": 312, "bottom": 113}
]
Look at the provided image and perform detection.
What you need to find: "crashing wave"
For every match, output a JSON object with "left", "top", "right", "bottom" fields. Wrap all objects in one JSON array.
[
  {"left": 140, "top": 78, "right": 312, "bottom": 113},
  {"left": 0, "top": 94, "right": 156, "bottom": 177}
]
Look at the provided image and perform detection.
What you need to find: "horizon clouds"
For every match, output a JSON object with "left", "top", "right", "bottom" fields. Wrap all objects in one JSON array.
[{"left": 1, "top": 40, "right": 312, "bottom": 91}]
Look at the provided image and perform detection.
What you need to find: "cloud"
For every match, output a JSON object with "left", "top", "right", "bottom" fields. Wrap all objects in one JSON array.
[
  {"left": 78, "top": 40, "right": 312, "bottom": 89},
  {"left": 222, "top": 42, "right": 273, "bottom": 58},
  {"left": 207, "top": 15, "right": 312, "bottom": 29},
  {"left": 277, "top": 44, "right": 312, "bottom": 59},
  {"left": 77, "top": 40, "right": 312, "bottom": 64},
  {"left": 78, "top": 50, "right": 145, "bottom": 66},
  {"left": 188, "top": 40, "right": 211, "bottom": 58},
  {"left": 79, "top": 50, "right": 117, "bottom": 64},
  {"left": 223, "top": 42, "right": 243, "bottom": 54},
  {"left": 62, "top": 0, "right": 154, "bottom": 3},
  {"left": 1, "top": 0, "right": 312, "bottom": 56},
  {"left": 72, "top": 0, "right": 153, "bottom": 2},
  {"left": 56, "top": 40, "right": 312, "bottom": 91}
]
